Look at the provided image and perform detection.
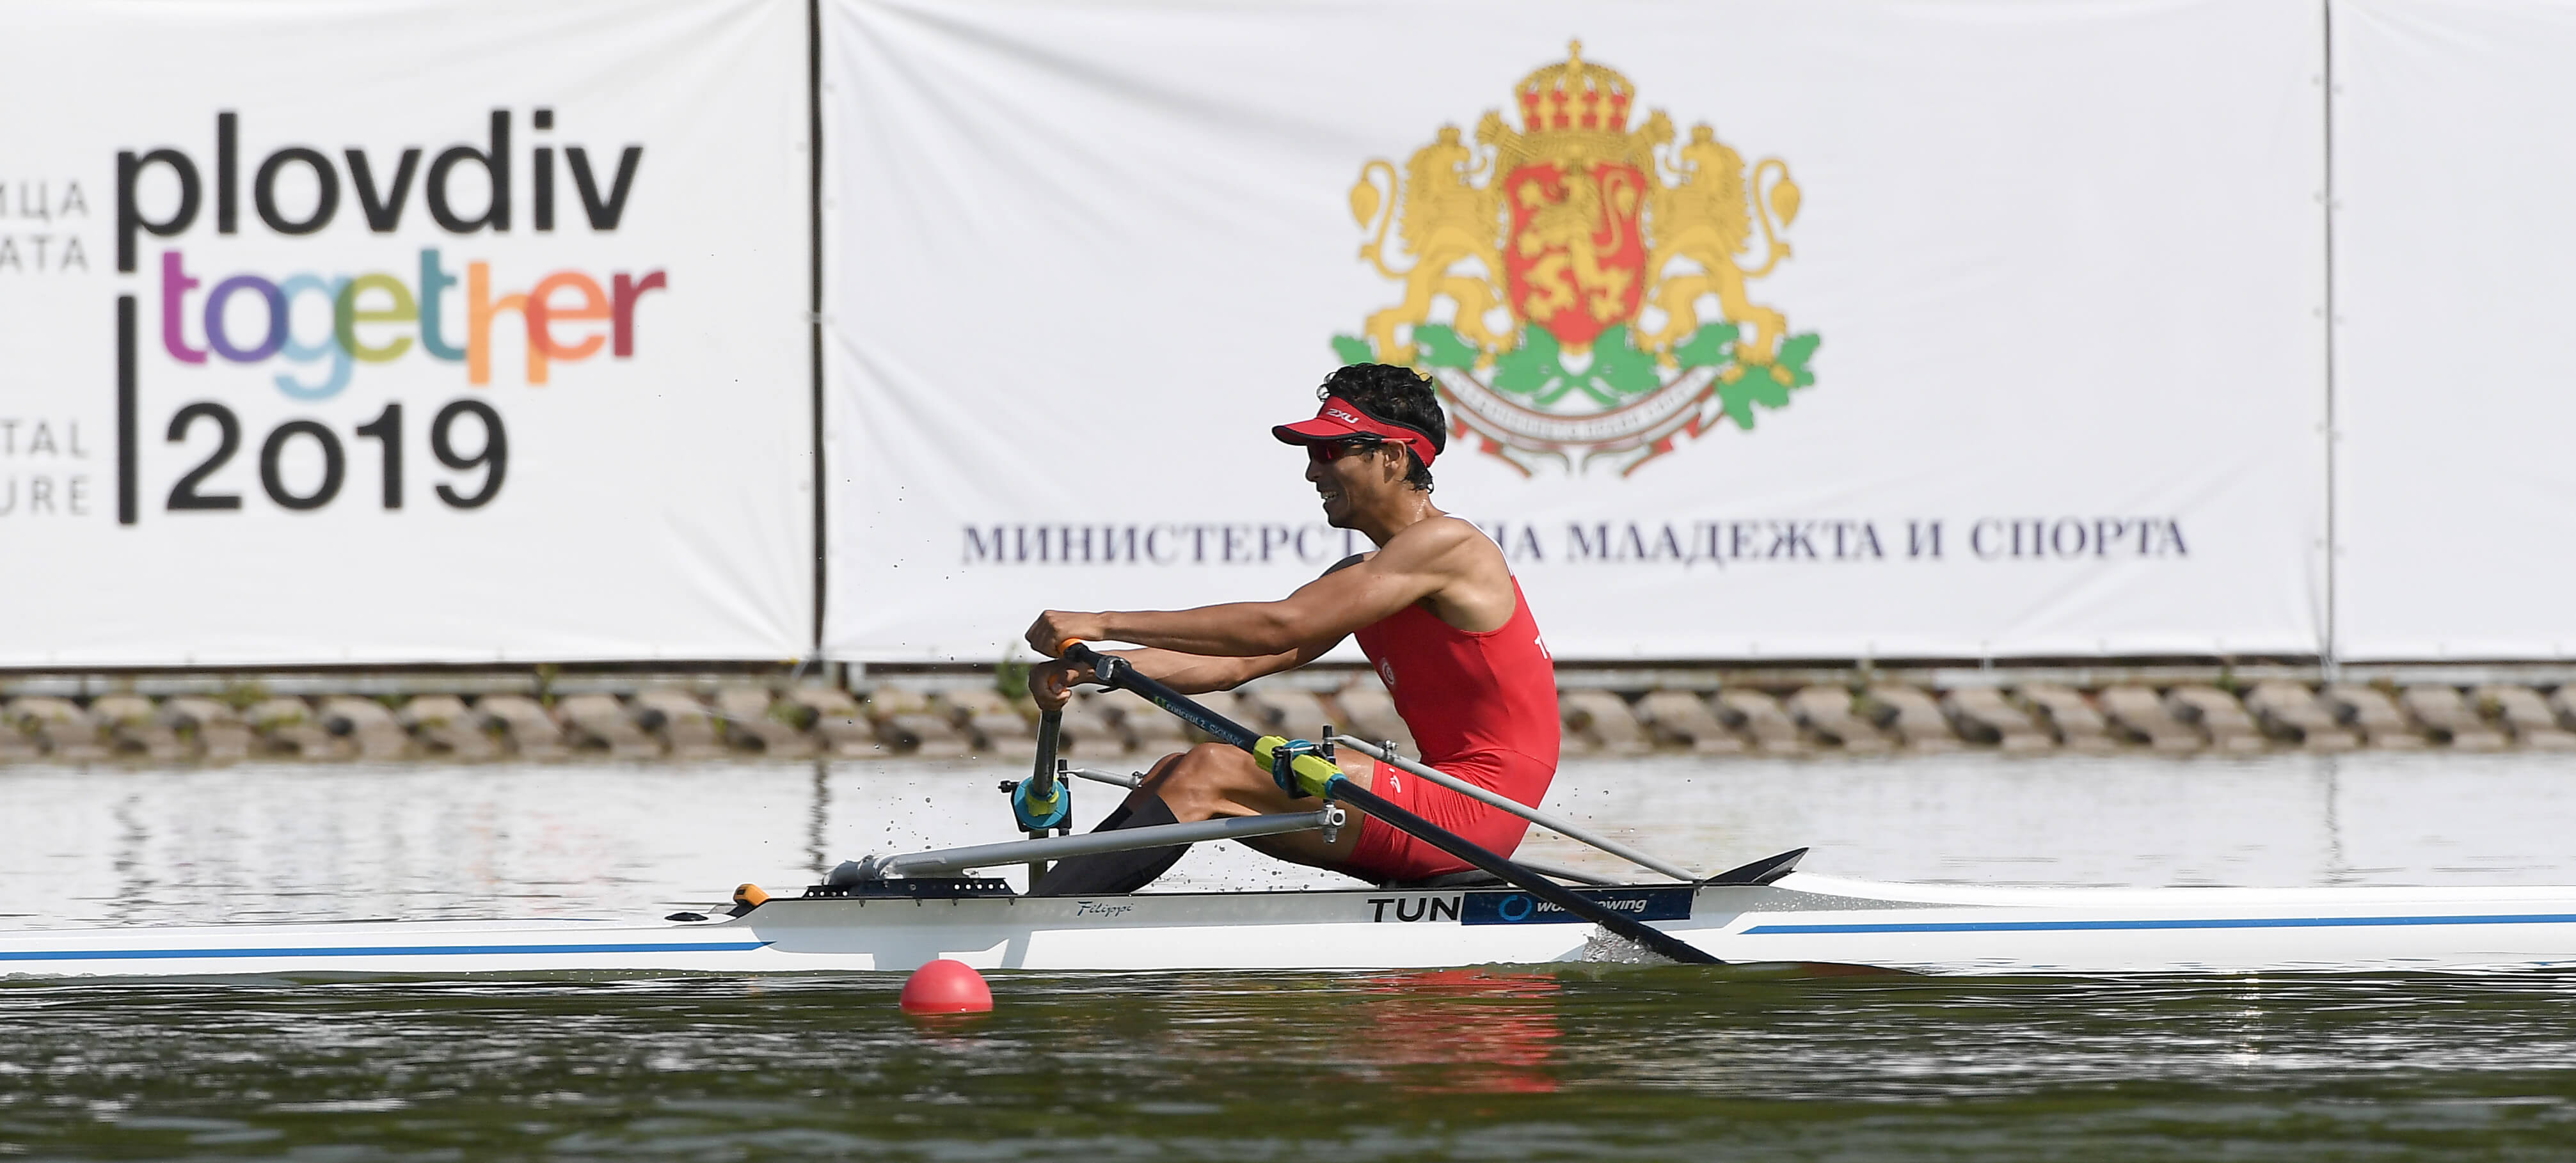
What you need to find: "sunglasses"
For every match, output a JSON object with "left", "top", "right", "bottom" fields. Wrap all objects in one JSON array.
[{"left": 1307, "top": 437, "right": 1387, "bottom": 464}]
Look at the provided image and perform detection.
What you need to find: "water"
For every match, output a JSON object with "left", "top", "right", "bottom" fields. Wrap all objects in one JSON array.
[{"left": 6, "top": 751, "right": 2576, "bottom": 1159}]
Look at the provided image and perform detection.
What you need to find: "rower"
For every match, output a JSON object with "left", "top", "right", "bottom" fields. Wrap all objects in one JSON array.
[{"left": 1024, "top": 363, "right": 1561, "bottom": 895}]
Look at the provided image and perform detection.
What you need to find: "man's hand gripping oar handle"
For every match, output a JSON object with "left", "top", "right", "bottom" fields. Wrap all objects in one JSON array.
[
  {"left": 1055, "top": 643, "right": 1724, "bottom": 966},
  {"left": 1008, "top": 642, "right": 1075, "bottom": 888}
]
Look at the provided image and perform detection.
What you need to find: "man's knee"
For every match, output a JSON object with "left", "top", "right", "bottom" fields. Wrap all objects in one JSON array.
[
  {"left": 1146, "top": 743, "right": 1255, "bottom": 816},
  {"left": 1181, "top": 741, "right": 1237, "bottom": 767},
  {"left": 1142, "top": 743, "right": 1223, "bottom": 784},
  {"left": 1147, "top": 741, "right": 1229, "bottom": 775}
]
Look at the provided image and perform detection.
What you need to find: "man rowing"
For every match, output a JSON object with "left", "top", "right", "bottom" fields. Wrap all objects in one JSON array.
[{"left": 1023, "top": 363, "right": 1561, "bottom": 894}]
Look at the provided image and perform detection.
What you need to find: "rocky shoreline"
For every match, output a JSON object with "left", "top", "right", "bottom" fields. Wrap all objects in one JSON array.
[{"left": 4, "top": 666, "right": 2574, "bottom": 763}]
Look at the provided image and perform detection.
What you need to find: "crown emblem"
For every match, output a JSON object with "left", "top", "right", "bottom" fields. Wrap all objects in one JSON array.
[
  {"left": 1335, "top": 40, "right": 1820, "bottom": 476},
  {"left": 1514, "top": 41, "right": 1634, "bottom": 132}
]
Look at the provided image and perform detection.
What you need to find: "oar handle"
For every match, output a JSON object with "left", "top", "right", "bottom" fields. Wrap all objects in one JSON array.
[
  {"left": 1023, "top": 638, "right": 1102, "bottom": 814},
  {"left": 1060, "top": 642, "right": 1117, "bottom": 688},
  {"left": 1015, "top": 645, "right": 1074, "bottom": 849},
  {"left": 1063, "top": 642, "right": 1722, "bottom": 966}
]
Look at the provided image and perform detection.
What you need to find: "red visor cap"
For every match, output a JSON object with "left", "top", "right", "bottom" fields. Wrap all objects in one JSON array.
[{"left": 1271, "top": 397, "right": 1438, "bottom": 466}]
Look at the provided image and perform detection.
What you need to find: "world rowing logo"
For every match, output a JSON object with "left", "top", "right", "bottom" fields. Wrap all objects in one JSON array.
[{"left": 1335, "top": 41, "right": 1820, "bottom": 476}]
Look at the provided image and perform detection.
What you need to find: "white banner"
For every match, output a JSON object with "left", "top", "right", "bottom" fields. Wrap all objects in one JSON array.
[
  {"left": 821, "top": 0, "right": 2330, "bottom": 662},
  {"left": 2332, "top": 0, "right": 2576, "bottom": 660},
  {"left": 0, "top": 0, "right": 812, "bottom": 665}
]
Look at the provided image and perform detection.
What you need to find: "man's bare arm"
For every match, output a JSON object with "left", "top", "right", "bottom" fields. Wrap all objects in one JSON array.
[
  {"left": 1096, "top": 644, "right": 1308, "bottom": 694},
  {"left": 1028, "top": 519, "right": 1479, "bottom": 658},
  {"left": 1025, "top": 553, "right": 1374, "bottom": 708},
  {"left": 1030, "top": 634, "right": 1342, "bottom": 709}
]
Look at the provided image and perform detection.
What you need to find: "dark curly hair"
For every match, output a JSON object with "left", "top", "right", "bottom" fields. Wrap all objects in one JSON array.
[{"left": 1319, "top": 363, "right": 1445, "bottom": 491}]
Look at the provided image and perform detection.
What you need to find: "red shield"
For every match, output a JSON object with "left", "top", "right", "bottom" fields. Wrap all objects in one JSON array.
[{"left": 1501, "top": 160, "right": 1648, "bottom": 349}]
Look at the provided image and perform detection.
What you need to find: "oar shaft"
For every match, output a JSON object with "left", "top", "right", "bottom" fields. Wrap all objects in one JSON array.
[
  {"left": 1062, "top": 645, "right": 1722, "bottom": 965},
  {"left": 1025, "top": 708, "right": 1067, "bottom": 885},
  {"left": 1031, "top": 710, "right": 1063, "bottom": 798},
  {"left": 1328, "top": 734, "right": 1703, "bottom": 883}
]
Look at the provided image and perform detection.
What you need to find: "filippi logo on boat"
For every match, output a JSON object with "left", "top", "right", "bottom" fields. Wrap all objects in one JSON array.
[{"left": 109, "top": 107, "right": 664, "bottom": 523}]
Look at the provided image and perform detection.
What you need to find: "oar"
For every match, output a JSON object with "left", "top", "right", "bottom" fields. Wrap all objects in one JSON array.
[
  {"left": 1016, "top": 709, "right": 1068, "bottom": 886},
  {"left": 1058, "top": 644, "right": 1724, "bottom": 966},
  {"left": 1029, "top": 708, "right": 1064, "bottom": 817},
  {"left": 1327, "top": 734, "right": 1705, "bottom": 883}
]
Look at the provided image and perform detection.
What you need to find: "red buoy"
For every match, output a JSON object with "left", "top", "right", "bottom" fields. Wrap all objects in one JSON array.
[{"left": 899, "top": 959, "right": 994, "bottom": 1014}]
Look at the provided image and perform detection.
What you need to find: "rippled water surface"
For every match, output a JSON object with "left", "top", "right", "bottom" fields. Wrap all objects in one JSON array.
[{"left": 6, "top": 751, "right": 2576, "bottom": 1159}]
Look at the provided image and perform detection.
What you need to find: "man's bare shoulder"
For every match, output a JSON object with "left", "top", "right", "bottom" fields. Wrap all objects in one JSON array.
[{"left": 1379, "top": 514, "right": 1502, "bottom": 568}]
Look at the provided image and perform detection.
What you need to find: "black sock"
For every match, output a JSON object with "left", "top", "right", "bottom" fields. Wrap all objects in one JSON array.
[{"left": 1030, "top": 795, "right": 1186, "bottom": 896}]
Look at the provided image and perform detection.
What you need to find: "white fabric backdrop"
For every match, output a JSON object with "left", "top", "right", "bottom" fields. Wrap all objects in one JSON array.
[
  {"left": 822, "top": 0, "right": 2329, "bottom": 662},
  {"left": 0, "top": 0, "right": 811, "bottom": 665},
  {"left": 2331, "top": 0, "right": 2576, "bottom": 660}
]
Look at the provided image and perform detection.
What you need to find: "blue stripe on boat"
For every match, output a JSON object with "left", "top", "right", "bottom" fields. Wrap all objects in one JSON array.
[
  {"left": 0, "top": 940, "right": 772, "bottom": 962},
  {"left": 1744, "top": 914, "right": 2576, "bottom": 935}
]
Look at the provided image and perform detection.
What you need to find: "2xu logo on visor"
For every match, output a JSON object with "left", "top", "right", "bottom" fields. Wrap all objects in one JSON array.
[
  {"left": 111, "top": 109, "right": 663, "bottom": 525},
  {"left": 1276, "top": 395, "right": 1440, "bottom": 464}
]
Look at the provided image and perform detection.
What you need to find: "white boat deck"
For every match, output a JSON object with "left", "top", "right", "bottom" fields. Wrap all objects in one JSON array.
[{"left": 10, "top": 871, "right": 2576, "bottom": 980}]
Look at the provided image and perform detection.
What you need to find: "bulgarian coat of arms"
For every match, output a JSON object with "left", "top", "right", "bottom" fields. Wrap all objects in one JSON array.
[{"left": 1335, "top": 42, "right": 1818, "bottom": 475}]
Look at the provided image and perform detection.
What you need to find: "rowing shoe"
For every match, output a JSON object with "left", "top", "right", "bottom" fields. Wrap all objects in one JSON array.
[{"left": 1057, "top": 642, "right": 1726, "bottom": 965}]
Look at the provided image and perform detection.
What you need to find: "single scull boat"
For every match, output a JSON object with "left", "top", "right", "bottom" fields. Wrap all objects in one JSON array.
[
  {"left": 9, "top": 649, "right": 2575, "bottom": 980},
  {"left": 10, "top": 860, "right": 2576, "bottom": 978}
]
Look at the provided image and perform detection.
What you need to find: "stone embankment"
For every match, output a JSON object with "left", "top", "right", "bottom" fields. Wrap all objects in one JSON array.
[{"left": 3, "top": 673, "right": 2573, "bottom": 763}]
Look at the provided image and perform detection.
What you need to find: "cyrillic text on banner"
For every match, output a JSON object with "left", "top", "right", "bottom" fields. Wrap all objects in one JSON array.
[{"left": 821, "top": 0, "right": 2328, "bottom": 662}]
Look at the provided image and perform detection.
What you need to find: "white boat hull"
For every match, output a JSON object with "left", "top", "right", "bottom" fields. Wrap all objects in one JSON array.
[{"left": 9, "top": 873, "right": 2576, "bottom": 979}]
